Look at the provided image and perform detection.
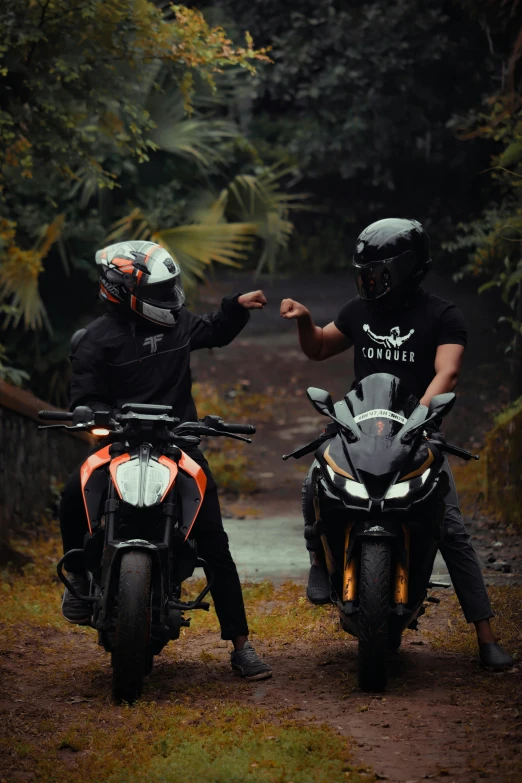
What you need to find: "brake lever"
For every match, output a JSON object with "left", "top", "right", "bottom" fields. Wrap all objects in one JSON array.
[
  {"left": 176, "top": 425, "right": 251, "bottom": 444},
  {"left": 219, "top": 432, "right": 252, "bottom": 443},
  {"left": 282, "top": 431, "right": 333, "bottom": 461}
]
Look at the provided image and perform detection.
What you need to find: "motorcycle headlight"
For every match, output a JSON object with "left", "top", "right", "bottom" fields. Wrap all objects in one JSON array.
[
  {"left": 326, "top": 465, "right": 369, "bottom": 500},
  {"left": 115, "top": 458, "right": 171, "bottom": 507},
  {"left": 142, "top": 462, "right": 171, "bottom": 506},
  {"left": 385, "top": 468, "right": 431, "bottom": 500}
]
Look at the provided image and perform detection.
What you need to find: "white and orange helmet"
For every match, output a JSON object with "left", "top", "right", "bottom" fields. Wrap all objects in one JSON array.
[{"left": 95, "top": 240, "right": 185, "bottom": 327}]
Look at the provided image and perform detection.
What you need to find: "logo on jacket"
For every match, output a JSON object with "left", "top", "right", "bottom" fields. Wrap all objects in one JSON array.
[
  {"left": 143, "top": 335, "right": 164, "bottom": 354},
  {"left": 362, "top": 324, "right": 415, "bottom": 363}
]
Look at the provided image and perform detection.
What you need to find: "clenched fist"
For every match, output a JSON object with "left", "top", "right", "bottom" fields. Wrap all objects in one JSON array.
[
  {"left": 280, "top": 298, "right": 310, "bottom": 320},
  {"left": 238, "top": 290, "right": 267, "bottom": 310}
]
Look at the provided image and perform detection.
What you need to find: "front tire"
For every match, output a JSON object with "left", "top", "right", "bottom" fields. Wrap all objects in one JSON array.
[
  {"left": 112, "top": 551, "right": 152, "bottom": 704},
  {"left": 357, "top": 539, "right": 391, "bottom": 692}
]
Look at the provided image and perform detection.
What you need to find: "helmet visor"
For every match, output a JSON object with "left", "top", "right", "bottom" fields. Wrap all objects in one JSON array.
[
  {"left": 138, "top": 279, "right": 185, "bottom": 310},
  {"left": 354, "top": 250, "right": 417, "bottom": 301}
]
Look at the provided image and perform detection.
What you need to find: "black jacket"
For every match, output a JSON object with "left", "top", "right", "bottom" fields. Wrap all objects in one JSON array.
[{"left": 69, "top": 295, "right": 249, "bottom": 422}]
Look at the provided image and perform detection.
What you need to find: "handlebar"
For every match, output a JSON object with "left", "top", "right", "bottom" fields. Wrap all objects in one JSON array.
[
  {"left": 219, "top": 422, "right": 256, "bottom": 435},
  {"left": 436, "top": 441, "right": 479, "bottom": 461},
  {"left": 37, "top": 408, "right": 256, "bottom": 443},
  {"left": 38, "top": 410, "right": 74, "bottom": 421}
]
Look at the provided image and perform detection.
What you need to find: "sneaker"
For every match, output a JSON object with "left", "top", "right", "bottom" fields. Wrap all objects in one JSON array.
[
  {"left": 306, "top": 562, "right": 332, "bottom": 605},
  {"left": 62, "top": 572, "right": 91, "bottom": 625},
  {"left": 231, "top": 642, "right": 272, "bottom": 681},
  {"left": 479, "top": 642, "right": 515, "bottom": 671}
]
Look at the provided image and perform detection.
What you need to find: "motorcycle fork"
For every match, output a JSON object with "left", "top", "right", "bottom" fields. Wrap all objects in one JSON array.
[
  {"left": 342, "top": 524, "right": 356, "bottom": 603},
  {"left": 314, "top": 496, "right": 336, "bottom": 576},
  {"left": 394, "top": 525, "right": 410, "bottom": 611}
]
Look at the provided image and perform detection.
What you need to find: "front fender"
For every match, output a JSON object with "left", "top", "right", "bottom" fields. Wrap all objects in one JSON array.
[
  {"left": 98, "top": 540, "right": 169, "bottom": 629},
  {"left": 346, "top": 520, "right": 403, "bottom": 566}
]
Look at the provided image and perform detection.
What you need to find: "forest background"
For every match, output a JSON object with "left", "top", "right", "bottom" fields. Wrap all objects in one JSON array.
[{"left": 2, "top": 0, "right": 522, "bottom": 403}]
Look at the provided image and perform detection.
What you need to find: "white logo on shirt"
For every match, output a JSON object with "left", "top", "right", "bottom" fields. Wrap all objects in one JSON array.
[
  {"left": 143, "top": 334, "right": 163, "bottom": 354},
  {"left": 362, "top": 324, "right": 415, "bottom": 363},
  {"left": 363, "top": 324, "right": 415, "bottom": 348}
]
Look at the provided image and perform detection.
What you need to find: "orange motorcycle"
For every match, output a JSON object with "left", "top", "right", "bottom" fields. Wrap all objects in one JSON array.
[{"left": 39, "top": 403, "right": 255, "bottom": 703}]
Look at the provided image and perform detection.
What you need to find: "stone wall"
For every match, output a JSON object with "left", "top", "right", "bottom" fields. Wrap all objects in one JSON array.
[
  {"left": 0, "top": 381, "right": 90, "bottom": 543},
  {"left": 485, "top": 399, "right": 522, "bottom": 532}
]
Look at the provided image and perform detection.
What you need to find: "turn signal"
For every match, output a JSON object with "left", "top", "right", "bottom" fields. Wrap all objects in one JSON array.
[{"left": 92, "top": 427, "right": 111, "bottom": 437}]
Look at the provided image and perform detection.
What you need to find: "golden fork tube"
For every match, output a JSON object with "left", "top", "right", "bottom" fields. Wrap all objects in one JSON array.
[
  {"left": 342, "top": 524, "right": 356, "bottom": 602},
  {"left": 394, "top": 525, "right": 410, "bottom": 605}
]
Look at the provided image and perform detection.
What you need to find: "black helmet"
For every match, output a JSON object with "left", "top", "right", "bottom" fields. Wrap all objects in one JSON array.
[
  {"left": 95, "top": 240, "right": 185, "bottom": 327},
  {"left": 353, "top": 218, "right": 431, "bottom": 309}
]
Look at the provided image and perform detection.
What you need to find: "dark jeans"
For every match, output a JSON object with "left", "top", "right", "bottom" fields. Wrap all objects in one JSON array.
[
  {"left": 304, "top": 460, "right": 493, "bottom": 624},
  {"left": 59, "top": 450, "right": 249, "bottom": 641}
]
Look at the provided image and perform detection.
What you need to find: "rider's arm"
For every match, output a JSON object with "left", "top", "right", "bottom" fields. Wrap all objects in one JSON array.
[
  {"left": 419, "top": 344, "right": 465, "bottom": 407},
  {"left": 69, "top": 329, "right": 112, "bottom": 412},
  {"left": 280, "top": 299, "right": 352, "bottom": 360},
  {"left": 188, "top": 291, "right": 266, "bottom": 351},
  {"left": 420, "top": 302, "right": 467, "bottom": 407}
]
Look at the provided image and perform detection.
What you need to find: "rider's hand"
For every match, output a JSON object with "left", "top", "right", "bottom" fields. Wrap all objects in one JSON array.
[
  {"left": 280, "top": 299, "right": 310, "bottom": 320},
  {"left": 363, "top": 323, "right": 370, "bottom": 333},
  {"left": 238, "top": 290, "right": 267, "bottom": 310}
]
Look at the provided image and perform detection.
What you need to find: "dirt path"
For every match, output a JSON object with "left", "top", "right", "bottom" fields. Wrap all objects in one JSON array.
[{"left": 1, "top": 587, "right": 521, "bottom": 783}]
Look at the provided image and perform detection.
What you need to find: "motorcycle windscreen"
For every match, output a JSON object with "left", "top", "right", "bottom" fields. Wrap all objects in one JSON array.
[{"left": 346, "top": 373, "right": 418, "bottom": 439}]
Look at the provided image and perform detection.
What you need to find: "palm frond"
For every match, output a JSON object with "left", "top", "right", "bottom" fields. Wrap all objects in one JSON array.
[
  {"left": 0, "top": 252, "right": 49, "bottom": 331},
  {"left": 218, "top": 165, "right": 311, "bottom": 275},
  {"left": 153, "top": 221, "right": 256, "bottom": 293},
  {"left": 0, "top": 215, "right": 64, "bottom": 332},
  {"left": 107, "top": 207, "right": 256, "bottom": 294},
  {"left": 105, "top": 208, "right": 154, "bottom": 243},
  {"left": 147, "top": 88, "right": 240, "bottom": 171}
]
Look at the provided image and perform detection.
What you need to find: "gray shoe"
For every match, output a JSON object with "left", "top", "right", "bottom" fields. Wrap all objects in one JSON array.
[
  {"left": 62, "top": 572, "right": 91, "bottom": 625},
  {"left": 479, "top": 642, "right": 515, "bottom": 671},
  {"left": 231, "top": 642, "right": 272, "bottom": 681}
]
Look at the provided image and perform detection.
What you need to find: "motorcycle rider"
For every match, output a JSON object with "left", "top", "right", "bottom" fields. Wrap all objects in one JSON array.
[
  {"left": 280, "top": 217, "right": 514, "bottom": 672},
  {"left": 60, "top": 240, "right": 272, "bottom": 681}
]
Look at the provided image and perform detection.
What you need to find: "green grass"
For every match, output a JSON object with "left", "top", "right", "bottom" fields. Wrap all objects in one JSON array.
[
  {"left": 0, "top": 700, "right": 373, "bottom": 783},
  {"left": 0, "top": 530, "right": 374, "bottom": 783},
  {"left": 178, "top": 578, "right": 346, "bottom": 650}
]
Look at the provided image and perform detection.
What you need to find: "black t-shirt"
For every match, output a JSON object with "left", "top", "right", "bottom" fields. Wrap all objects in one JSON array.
[{"left": 334, "top": 290, "right": 467, "bottom": 399}]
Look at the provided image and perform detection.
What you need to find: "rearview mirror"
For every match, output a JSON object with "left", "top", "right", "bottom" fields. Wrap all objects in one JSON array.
[
  {"left": 428, "top": 392, "right": 456, "bottom": 420},
  {"left": 306, "top": 387, "right": 335, "bottom": 417}
]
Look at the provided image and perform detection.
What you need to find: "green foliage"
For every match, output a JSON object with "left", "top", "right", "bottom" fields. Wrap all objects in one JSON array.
[
  {"left": 486, "top": 400, "right": 522, "bottom": 530},
  {"left": 444, "top": 3, "right": 522, "bottom": 355},
  {"left": 0, "top": 0, "right": 274, "bottom": 399},
  {"left": 202, "top": 0, "right": 495, "bottom": 264},
  {"left": 0, "top": 303, "right": 29, "bottom": 384},
  {"left": 219, "top": 164, "right": 311, "bottom": 276},
  {"left": 0, "top": 0, "right": 267, "bottom": 195},
  {"left": 193, "top": 381, "right": 274, "bottom": 493}
]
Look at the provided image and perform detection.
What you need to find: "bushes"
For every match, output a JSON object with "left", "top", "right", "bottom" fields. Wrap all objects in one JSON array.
[{"left": 485, "top": 398, "right": 522, "bottom": 531}]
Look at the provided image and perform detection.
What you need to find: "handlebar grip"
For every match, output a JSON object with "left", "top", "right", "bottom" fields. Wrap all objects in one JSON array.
[
  {"left": 38, "top": 410, "right": 74, "bottom": 421},
  {"left": 220, "top": 422, "right": 256, "bottom": 435},
  {"left": 440, "top": 442, "right": 479, "bottom": 461}
]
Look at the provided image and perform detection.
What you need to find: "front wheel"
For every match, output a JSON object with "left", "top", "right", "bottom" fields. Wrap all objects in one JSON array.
[
  {"left": 112, "top": 551, "right": 152, "bottom": 704},
  {"left": 357, "top": 539, "right": 391, "bottom": 692}
]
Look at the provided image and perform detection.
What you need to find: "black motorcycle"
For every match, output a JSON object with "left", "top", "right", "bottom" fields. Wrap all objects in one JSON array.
[
  {"left": 283, "top": 373, "right": 477, "bottom": 692},
  {"left": 39, "top": 403, "right": 255, "bottom": 703}
]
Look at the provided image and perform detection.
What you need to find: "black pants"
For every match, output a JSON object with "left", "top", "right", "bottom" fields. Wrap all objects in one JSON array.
[
  {"left": 304, "top": 460, "right": 493, "bottom": 624},
  {"left": 59, "top": 451, "right": 249, "bottom": 641}
]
